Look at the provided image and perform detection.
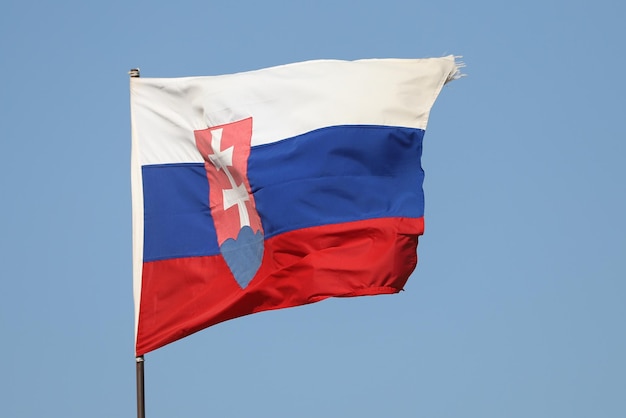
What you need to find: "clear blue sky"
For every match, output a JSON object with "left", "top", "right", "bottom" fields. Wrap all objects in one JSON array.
[{"left": 1, "top": 1, "right": 624, "bottom": 417}]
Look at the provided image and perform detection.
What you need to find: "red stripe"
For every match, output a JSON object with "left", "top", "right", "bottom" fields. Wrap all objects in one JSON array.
[{"left": 136, "top": 216, "right": 424, "bottom": 355}]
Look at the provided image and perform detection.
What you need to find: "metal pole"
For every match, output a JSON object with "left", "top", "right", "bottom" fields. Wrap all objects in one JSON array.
[
  {"left": 136, "top": 356, "right": 145, "bottom": 418},
  {"left": 131, "top": 67, "right": 143, "bottom": 418}
]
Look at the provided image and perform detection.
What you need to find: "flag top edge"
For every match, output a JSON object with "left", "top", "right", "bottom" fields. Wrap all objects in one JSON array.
[{"left": 130, "top": 55, "right": 459, "bottom": 81}]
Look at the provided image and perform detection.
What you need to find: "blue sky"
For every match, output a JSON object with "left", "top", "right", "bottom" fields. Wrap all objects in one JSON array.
[{"left": 1, "top": 1, "right": 625, "bottom": 417}]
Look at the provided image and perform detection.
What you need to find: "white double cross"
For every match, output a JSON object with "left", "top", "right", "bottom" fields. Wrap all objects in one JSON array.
[{"left": 208, "top": 128, "right": 251, "bottom": 228}]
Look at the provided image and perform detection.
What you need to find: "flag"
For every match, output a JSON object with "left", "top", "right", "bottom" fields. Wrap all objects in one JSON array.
[{"left": 130, "top": 56, "right": 462, "bottom": 355}]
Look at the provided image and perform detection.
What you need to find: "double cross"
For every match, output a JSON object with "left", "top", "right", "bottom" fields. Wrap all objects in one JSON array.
[{"left": 207, "top": 128, "right": 251, "bottom": 229}]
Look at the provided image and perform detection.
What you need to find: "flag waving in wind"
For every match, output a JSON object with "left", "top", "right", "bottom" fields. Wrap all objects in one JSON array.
[{"left": 130, "top": 56, "right": 462, "bottom": 355}]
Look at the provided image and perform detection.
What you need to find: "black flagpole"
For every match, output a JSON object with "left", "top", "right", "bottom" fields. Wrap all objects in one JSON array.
[
  {"left": 136, "top": 356, "right": 145, "bottom": 418},
  {"left": 130, "top": 67, "right": 144, "bottom": 418}
]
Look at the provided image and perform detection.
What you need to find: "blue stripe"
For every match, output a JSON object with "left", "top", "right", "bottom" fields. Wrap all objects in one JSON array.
[
  {"left": 142, "top": 125, "right": 425, "bottom": 262},
  {"left": 142, "top": 163, "right": 217, "bottom": 260}
]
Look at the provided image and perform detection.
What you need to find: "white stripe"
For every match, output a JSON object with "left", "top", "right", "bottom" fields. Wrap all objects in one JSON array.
[{"left": 130, "top": 56, "right": 459, "bottom": 166}]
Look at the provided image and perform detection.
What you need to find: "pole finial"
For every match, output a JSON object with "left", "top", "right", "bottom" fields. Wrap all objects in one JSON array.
[{"left": 129, "top": 68, "right": 140, "bottom": 78}]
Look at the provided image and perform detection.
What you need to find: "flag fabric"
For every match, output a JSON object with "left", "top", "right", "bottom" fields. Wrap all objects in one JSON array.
[{"left": 130, "top": 56, "right": 461, "bottom": 355}]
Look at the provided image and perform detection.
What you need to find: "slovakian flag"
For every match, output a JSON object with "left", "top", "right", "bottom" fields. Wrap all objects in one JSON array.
[{"left": 130, "top": 56, "right": 462, "bottom": 355}]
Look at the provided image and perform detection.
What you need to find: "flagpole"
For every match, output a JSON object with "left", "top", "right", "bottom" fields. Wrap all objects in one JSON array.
[
  {"left": 130, "top": 67, "right": 144, "bottom": 418},
  {"left": 136, "top": 356, "right": 146, "bottom": 418}
]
